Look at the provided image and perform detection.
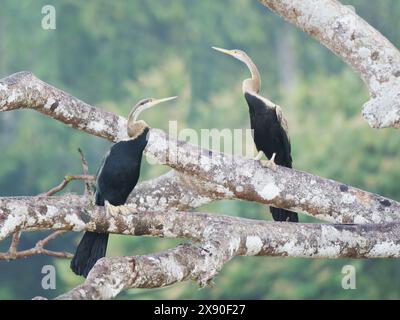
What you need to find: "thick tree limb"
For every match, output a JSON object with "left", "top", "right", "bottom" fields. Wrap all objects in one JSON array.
[
  {"left": 1, "top": 69, "right": 400, "bottom": 299},
  {"left": 0, "top": 71, "right": 127, "bottom": 141},
  {"left": 1, "top": 196, "right": 400, "bottom": 259},
  {"left": 0, "top": 71, "right": 225, "bottom": 213},
  {"left": 1, "top": 71, "right": 399, "bottom": 224},
  {"left": 4, "top": 202, "right": 392, "bottom": 300},
  {"left": 57, "top": 215, "right": 400, "bottom": 300},
  {"left": 128, "top": 170, "right": 230, "bottom": 212},
  {"left": 258, "top": 0, "right": 400, "bottom": 129},
  {"left": 145, "top": 129, "right": 400, "bottom": 223},
  {"left": 1, "top": 192, "right": 398, "bottom": 299},
  {"left": 1, "top": 0, "right": 399, "bottom": 300},
  {"left": 0, "top": 230, "right": 72, "bottom": 260}
]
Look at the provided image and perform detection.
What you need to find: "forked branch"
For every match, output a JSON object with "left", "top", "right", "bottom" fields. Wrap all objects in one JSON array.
[
  {"left": 258, "top": 0, "right": 400, "bottom": 129},
  {"left": 2, "top": 0, "right": 400, "bottom": 297}
]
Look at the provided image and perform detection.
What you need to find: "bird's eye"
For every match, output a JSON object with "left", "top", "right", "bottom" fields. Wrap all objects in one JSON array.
[{"left": 139, "top": 99, "right": 151, "bottom": 106}]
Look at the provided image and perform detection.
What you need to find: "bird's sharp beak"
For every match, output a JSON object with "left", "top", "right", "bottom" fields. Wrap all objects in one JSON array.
[
  {"left": 150, "top": 96, "right": 178, "bottom": 107},
  {"left": 212, "top": 46, "right": 235, "bottom": 56}
]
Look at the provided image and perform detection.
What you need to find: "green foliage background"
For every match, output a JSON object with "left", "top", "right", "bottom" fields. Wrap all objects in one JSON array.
[{"left": 0, "top": 0, "right": 399, "bottom": 299}]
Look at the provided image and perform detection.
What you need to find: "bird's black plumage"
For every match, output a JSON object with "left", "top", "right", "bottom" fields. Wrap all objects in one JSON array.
[
  {"left": 70, "top": 128, "right": 149, "bottom": 277},
  {"left": 95, "top": 129, "right": 149, "bottom": 206},
  {"left": 245, "top": 92, "right": 298, "bottom": 222}
]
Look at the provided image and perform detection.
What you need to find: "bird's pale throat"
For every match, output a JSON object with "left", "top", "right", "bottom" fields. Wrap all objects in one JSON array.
[{"left": 242, "top": 58, "right": 261, "bottom": 94}]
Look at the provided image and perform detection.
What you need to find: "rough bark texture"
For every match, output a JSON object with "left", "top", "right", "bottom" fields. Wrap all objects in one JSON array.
[
  {"left": 259, "top": 0, "right": 400, "bottom": 129},
  {"left": 145, "top": 129, "right": 400, "bottom": 224},
  {"left": 1, "top": 72, "right": 398, "bottom": 224},
  {"left": 2, "top": 199, "right": 392, "bottom": 300},
  {"left": 2, "top": 200, "right": 400, "bottom": 261}
]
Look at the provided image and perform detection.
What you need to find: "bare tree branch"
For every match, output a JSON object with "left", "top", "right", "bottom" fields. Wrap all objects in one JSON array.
[
  {"left": 4, "top": 196, "right": 400, "bottom": 299},
  {"left": 78, "top": 148, "right": 90, "bottom": 176},
  {"left": 1, "top": 190, "right": 396, "bottom": 299},
  {"left": 0, "top": 71, "right": 126, "bottom": 141},
  {"left": 145, "top": 129, "right": 400, "bottom": 223},
  {"left": 0, "top": 71, "right": 225, "bottom": 213},
  {"left": 7, "top": 231, "right": 21, "bottom": 258},
  {"left": 258, "top": 0, "right": 400, "bottom": 129},
  {"left": 0, "top": 71, "right": 398, "bottom": 224},
  {"left": 0, "top": 171, "right": 92, "bottom": 260},
  {"left": 0, "top": 229, "right": 72, "bottom": 261},
  {"left": 2, "top": 196, "right": 400, "bottom": 258},
  {"left": 1, "top": 62, "right": 399, "bottom": 300},
  {"left": 77, "top": 148, "right": 94, "bottom": 196},
  {"left": 43, "top": 174, "right": 95, "bottom": 197},
  {"left": 48, "top": 205, "right": 398, "bottom": 299}
]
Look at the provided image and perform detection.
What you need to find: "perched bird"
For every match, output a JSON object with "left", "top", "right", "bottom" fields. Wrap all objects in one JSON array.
[
  {"left": 70, "top": 96, "right": 177, "bottom": 277},
  {"left": 212, "top": 46, "right": 298, "bottom": 223}
]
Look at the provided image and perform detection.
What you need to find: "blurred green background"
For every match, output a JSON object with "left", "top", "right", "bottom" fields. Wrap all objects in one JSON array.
[{"left": 1, "top": 0, "right": 400, "bottom": 299}]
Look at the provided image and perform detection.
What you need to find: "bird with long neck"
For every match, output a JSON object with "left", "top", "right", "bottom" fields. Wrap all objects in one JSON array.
[
  {"left": 70, "top": 96, "right": 177, "bottom": 278},
  {"left": 212, "top": 46, "right": 298, "bottom": 223}
]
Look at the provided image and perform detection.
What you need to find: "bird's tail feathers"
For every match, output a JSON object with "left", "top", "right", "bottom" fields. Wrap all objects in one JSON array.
[
  {"left": 270, "top": 206, "right": 298, "bottom": 222},
  {"left": 70, "top": 231, "right": 109, "bottom": 278}
]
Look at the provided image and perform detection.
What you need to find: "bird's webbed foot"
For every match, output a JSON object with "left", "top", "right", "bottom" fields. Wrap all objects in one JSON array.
[
  {"left": 105, "top": 201, "right": 130, "bottom": 217},
  {"left": 255, "top": 151, "right": 278, "bottom": 171}
]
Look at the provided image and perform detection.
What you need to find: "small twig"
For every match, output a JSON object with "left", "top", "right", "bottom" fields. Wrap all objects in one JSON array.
[
  {"left": 78, "top": 148, "right": 94, "bottom": 196},
  {"left": 78, "top": 148, "right": 89, "bottom": 176},
  {"left": 37, "top": 230, "right": 69, "bottom": 248},
  {"left": 0, "top": 173, "right": 93, "bottom": 260},
  {"left": 44, "top": 174, "right": 95, "bottom": 196},
  {"left": 0, "top": 230, "right": 73, "bottom": 260},
  {"left": 0, "top": 247, "right": 73, "bottom": 260},
  {"left": 8, "top": 231, "right": 21, "bottom": 258}
]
